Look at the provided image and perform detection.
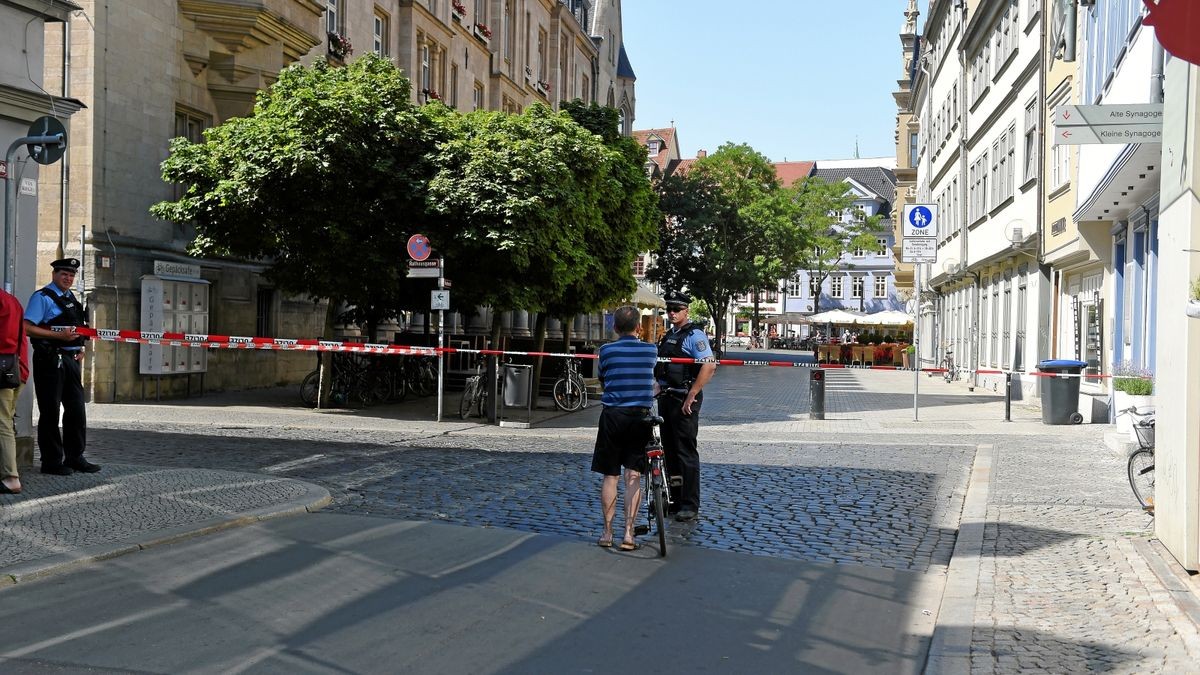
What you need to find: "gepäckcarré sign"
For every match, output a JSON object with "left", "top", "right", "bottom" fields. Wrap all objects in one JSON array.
[{"left": 902, "top": 204, "right": 938, "bottom": 239}]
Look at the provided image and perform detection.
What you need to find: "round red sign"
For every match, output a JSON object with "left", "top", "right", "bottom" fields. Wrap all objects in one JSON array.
[{"left": 407, "top": 234, "right": 432, "bottom": 261}]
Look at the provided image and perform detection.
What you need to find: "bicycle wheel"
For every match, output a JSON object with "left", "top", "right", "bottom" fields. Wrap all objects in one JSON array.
[
  {"left": 553, "top": 377, "right": 585, "bottom": 412},
  {"left": 459, "top": 378, "right": 478, "bottom": 419},
  {"left": 300, "top": 370, "right": 319, "bottom": 407},
  {"left": 652, "top": 482, "right": 667, "bottom": 557},
  {"left": 1127, "top": 449, "right": 1155, "bottom": 510}
]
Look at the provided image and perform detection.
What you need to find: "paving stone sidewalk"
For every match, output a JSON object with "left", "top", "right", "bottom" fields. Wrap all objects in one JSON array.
[{"left": 0, "top": 465, "right": 330, "bottom": 584}]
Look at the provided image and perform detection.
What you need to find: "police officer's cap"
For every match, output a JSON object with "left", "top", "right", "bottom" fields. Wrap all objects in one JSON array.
[
  {"left": 51, "top": 258, "right": 80, "bottom": 272},
  {"left": 664, "top": 290, "right": 691, "bottom": 308}
]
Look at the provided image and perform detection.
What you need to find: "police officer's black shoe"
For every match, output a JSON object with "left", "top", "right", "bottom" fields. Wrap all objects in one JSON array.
[
  {"left": 675, "top": 509, "right": 698, "bottom": 522},
  {"left": 66, "top": 459, "right": 101, "bottom": 473},
  {"left": 41, "top": 465, "right": 74, "bottom": 476}
]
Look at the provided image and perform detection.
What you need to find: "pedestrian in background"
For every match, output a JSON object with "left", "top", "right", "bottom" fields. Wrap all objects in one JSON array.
[
  {"left": 591, "top": 305, "right": 659, "bottom": 551},
  {"left": 24, "top": 258, "right": 99, "bottom": 476},
  {"left": 656, "top": 290, "right": 716, "bottom": 522},
  {"left": 0, "top": 288, "right": 29, "bottom": 494}
]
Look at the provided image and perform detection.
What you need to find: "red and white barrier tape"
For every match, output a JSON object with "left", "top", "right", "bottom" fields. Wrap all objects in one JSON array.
[{"left": 58, "top": 327, "right": 1148, "bottom": 381}]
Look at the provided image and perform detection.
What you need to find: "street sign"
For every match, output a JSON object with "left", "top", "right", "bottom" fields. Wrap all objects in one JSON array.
[
  {"left": 1054, "top": 124, "right": 1162, "bottom": 145},
  {"left": 431, "top": 290, "right": 450, "bottom": 310},
  {"left": 902, "top": 237, "right": 937, "bottom": 263},
  {"left": 1055, "top": 104, "right": 1163, "bottom": 127},
  {"left": 902, "top": 204, "right": 938, "bottom": 239},
  {"left": 406, "top": 233, "right": 432, "bottom": 261}
]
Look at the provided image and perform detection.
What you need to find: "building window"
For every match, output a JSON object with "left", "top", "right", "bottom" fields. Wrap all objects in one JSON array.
[
  {"left": 373, "top": 10, "right": 390, "bottom": 57},
  {"left": 474, "top": 0, "right": 486, "bottom": 23},
  {"left": 1023, "top": 98, "right": 1038, "bottom": 183},
  {"left": 762, "top": 289, "right": 778, "bottom": 303},
  {"left": 647, "top": 139, "right": 660, "bottom": 155},
  {"left": 852, "top": 246, "right": 865, "bottom": 257},
  {"left": 1083, "top": 0, "right": 1145, "bottom": 103},
  {"left": 1002, "top": 276, "right": 1013, "bottom": 369},
  {"left": 908, "top": 132, "right": 919, "bottom": 168},
  {"left": 1015, "top": 271, "right": 1027, "bottom": 373},
  {"left": 787, "top": 274, "right": 803, "bottom": 297},
  {"left": 449, "top": 64, "right": 458, "bottom": 107},
  {"left": 877, "top": 237, "right": 889, "bottom": 255},
  {"left": 420, "top": 43, "right": 431, "bottom": 92},
  {"left": 326, "top": 0, "right": 342, "bottom": 34},
  {"left": 473, "top": 81, "right": 484, "bottom": 110},
  {"left": 173, "top": 107, "right": 210, "bottom": 199},
  {"left": 256, "top": 287, "right": 274, "bottom": 338},
  {"left": 874, "top": 275, "right": 887, "bottom": 298},
  {"left": 631, "top": 255, "right": 645, "bottom": 277},
  {"left": 1051, "top": 140, "right": 1069, "bottom": 190},
  {"left": 809, "top": 277, "right": 820, "bottom": 297},
  {"left": 851, "top": 276, "right": 864, "bottom": 299},
  {"left": 991, "top": 280, "right": 1000, "bottom": 367},
  {"left": 581, "top": 74, "right": 590, "bottom": 102},
  {"left": 537, "top": 28, "right": 548, "bottom": 82},
  {"left": 830, "top": 276, "right": 843, "bottom": 299}
]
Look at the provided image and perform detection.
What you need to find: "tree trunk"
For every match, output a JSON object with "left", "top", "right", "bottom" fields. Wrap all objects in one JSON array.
[
  {"left": 531, "top": 312, "right": 548, "bottom": 408},
  {"left": 752, "top": 289, "right": 760, "bottom": 336}
]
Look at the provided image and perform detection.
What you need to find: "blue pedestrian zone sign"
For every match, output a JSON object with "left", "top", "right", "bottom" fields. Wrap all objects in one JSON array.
[{"left": 902, "top": 204, "right": 938, "bottom": 239}]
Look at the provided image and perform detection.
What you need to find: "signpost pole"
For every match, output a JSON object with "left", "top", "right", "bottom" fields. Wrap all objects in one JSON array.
[
  {"left": 437, "top": 258, "right": 445, "bottom": 423},
  {"left": 914, "top": 263, "right": 920, "bottom": 422}
]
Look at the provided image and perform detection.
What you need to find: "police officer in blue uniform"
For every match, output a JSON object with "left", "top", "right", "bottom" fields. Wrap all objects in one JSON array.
[
  {"left": 24, "top": 258, "right": 98, "bottom": 475},
  {"left": 656, "top": 290, "right": 716, "bottom": 522}
]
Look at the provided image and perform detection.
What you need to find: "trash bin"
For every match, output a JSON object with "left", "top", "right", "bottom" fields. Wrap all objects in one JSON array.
[
  {"left": 500, "top": 363, "right": 533, "bottom": 427},
  {"left": 1037, "top": 359, "right": 1087, "bottom": 424}
]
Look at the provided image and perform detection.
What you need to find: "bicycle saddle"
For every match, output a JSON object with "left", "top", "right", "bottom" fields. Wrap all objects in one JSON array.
[{"left": 642, "top": 415, "right": 664, "bottom": 426}]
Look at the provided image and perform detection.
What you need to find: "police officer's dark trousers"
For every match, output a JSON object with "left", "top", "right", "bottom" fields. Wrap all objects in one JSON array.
[
  {"left": 32, "top": 349, "right": 86, "bottom": 469},
  {"left": 660, "top": 394, "right": 701, "bottom": 512}
]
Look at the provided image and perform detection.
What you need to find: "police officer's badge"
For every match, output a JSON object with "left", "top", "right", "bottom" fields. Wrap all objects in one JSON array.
[{"left": 697, "top": 340, "right": 708, "bottom": 352}]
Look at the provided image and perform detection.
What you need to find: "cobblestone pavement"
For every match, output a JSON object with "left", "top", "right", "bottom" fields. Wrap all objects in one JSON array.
[
  {"left": 0, "top": 465, "right": 325, "bottom": 570},
  {"left": 25, "top": 350, "right": 1200, "bottom": 671}
]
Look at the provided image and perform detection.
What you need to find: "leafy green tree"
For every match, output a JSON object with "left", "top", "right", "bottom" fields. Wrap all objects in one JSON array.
[
  {"left": 777, "top": 177, "right": 888, "bottom": 314},
  {"left": 649, "top": 143, "right": 780, "bottom": 349},
  {"left": 425, "top": 103, "right": 616, "bottom": 353},
  {"left": 152, "top": 55, "right": 442, "bottom": 340}
]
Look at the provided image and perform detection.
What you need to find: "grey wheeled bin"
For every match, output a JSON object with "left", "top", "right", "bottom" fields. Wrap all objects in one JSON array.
[{"left": 1037, "top": 359, "right": 1087, "bottom": 424}]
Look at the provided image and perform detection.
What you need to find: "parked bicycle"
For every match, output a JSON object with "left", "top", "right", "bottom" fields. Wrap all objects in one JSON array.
[
  {"left": 299, "top": 353, "right": 408, "bottom": 408},
  {"left": 552, "top": 356, "right": 588, "bottom": 412},
  {"left": 1123, "top": 406, "right": 1156, "bottom": 513},
  {"left": 404, "top": 354, "right": 438, "bottom": 397},
  {"left": 942, "top": 348, "right": 958, "bottom": 383},
  {"left": 458, "top": 358, "right": 489, "bottom": 419}
]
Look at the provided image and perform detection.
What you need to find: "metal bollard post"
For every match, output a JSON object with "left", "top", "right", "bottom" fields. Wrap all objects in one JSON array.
[
  {"left": 1004, "top": 372, "right": 1012, "bottom": 422},
  {"left": 810, "top": 368, "right": 826, "bottom": 420}
]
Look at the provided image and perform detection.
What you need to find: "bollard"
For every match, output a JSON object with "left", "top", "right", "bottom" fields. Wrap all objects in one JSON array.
[
  {"left": 1005, "top": 372, "right": 1012, "bottom": 422},
  {"left": 810, "top": 368, "right": 826, "bottom": 420}
]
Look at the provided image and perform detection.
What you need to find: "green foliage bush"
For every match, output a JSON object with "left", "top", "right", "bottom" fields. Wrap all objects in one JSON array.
[{"left": 1112, "top": 361, "right": 1154, "bottom": 395}]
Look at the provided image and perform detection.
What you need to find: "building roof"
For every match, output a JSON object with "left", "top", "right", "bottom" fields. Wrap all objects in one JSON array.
[
  {"left": 811, "top": 166, "right": 899, "bottom": 202},
  {"left": 669, "top": 158, "right": 697, "bottom": 176},
  {"left": 617, "top": 44, "right": 636, "bottom": 79},
  {"left": 774, "top": 161, "right": 817, "bottom": 187},
  {"left": 632, "top": 127, "right": 677, "bottom": 175}
]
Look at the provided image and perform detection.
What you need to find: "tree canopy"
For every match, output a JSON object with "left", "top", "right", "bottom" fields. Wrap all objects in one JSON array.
[
  {"left": 152, "top": 55, "right": 443, "bottom": 338},
  {"left": 153, "top": 56, "right": 656, "bottom": 344},
  {"left": 649, "top": 143, "right": 781, "bottom": 345}
]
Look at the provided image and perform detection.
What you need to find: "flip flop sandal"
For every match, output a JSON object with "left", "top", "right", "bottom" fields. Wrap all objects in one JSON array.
[
  {"left": 597, "top": 537, "right": 613, "bottom": 548},
  {"left": 619, "top": 540, "right": 639, "bottom": 551}
]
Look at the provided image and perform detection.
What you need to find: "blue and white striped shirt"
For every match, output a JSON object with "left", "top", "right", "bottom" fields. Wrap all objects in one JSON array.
[{"left": 597, "top": 335, "right": 658, "bottom": 408}]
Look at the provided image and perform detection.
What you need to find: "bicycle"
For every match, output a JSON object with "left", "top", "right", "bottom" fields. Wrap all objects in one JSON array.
[
  {"left": 942, "top": 349, "right": 958, "bottom": 383},
  {"left": 404, "top": 354, "right": 438, "bottom": 397},
  {"left": 552, "top": 356, "right": 587, "bottom": 412},
  {"left": 632, "top": 388, "right": 687, "bottom": 557},
  {"left": 1122, "top": 406, "right": 1156, "bottom": 513},
  {"left": 458, "top": 358, "right": 488, "bottom": 419}
]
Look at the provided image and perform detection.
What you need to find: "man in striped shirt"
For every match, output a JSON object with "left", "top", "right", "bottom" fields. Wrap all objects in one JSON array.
[{"left": 591, "top": 305, "right": 659, "bottom": 551}]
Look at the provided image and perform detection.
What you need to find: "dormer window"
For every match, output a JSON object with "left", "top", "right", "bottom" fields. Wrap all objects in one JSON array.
[{"left": 647, "top": 139, "right": 660, "bottom": 154}]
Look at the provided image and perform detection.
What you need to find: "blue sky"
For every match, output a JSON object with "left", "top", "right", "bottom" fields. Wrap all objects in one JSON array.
[{"left": 621, "top": 1, "right": 911, "bottom": 163}]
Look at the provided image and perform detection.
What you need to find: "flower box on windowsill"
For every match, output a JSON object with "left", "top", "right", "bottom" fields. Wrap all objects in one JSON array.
[
  {"left": 473, "top": 23, "right": 492, "bottom": 42},
  {"left": 452, "top": 0, "right": 467, "bottom": 19}
]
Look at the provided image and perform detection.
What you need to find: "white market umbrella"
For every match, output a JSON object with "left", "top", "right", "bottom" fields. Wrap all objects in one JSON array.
[
  {"left": 859, "top": 309, "right": 915, "bottom": 326},
  {"left": 808, "top": 308, "right": 867, "bottom": 324}
]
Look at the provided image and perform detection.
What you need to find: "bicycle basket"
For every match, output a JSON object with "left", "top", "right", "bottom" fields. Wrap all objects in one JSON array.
[{"left": 1132, "top": 421, "right": 1155, "bottom": 449}]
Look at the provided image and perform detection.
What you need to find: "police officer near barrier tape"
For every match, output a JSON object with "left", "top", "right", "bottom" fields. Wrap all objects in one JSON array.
[
  {"left": 656, "top": 290, "right": 716, "bottom": 522},
  {"left": 23, "top": 258, "right": 98, "bottom": 475}
]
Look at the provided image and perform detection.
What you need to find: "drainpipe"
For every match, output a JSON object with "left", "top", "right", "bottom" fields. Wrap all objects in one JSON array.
[
  {"left": 58, "top": 14, "right": 70, "bottom": 261},
  {"left": 956, "top": 1, "right": 972, "bottom": 381},
  {"left": 1151, "top": 39, "right": 1165, "bottom": 103}
]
